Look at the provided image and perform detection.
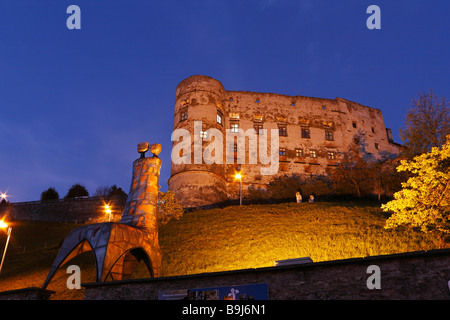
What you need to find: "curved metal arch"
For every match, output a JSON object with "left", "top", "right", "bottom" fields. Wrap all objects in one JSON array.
[
  {"left": 104, "top": 246, "right": 154, "bottom": 281},
  {"left": 42, "top": 237, "right": 99, "bottom": 289}
]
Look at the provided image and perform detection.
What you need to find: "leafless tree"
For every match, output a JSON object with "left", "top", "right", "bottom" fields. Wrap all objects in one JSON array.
[{"left": 400, "top": 90, "right": 450, "bottom": 158}]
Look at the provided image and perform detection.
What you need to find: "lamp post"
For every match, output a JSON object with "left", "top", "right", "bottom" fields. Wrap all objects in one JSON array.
[
  {"left": 0, "top": 192, "right": 7, "bottom": 202},
  {"left": 235, "top": 172, "right": 242, "bottom": 206},
  {"left": 104, "top": 204, "right": 112, "bottom": 222},
  {"left": 0, "top": 220, "right": 12, "bottom": 275}
]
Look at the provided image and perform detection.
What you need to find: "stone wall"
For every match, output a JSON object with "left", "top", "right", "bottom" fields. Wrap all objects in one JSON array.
[
  {"left": 0, "top": 287, "right": 54, "bottom": 300},
  {"left": 7, "top": 196, "right": 126, "bottom": 223},
  {"left": 82, "top": 249, "right": 450, "bottom": 300}
]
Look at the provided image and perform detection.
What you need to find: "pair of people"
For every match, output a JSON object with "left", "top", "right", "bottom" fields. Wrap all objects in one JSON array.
[{"left": 296, "top": 192, "right": 314, "bottom": 203}]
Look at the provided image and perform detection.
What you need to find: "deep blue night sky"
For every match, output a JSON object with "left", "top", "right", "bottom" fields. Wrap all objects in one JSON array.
[{"left": 0, "top": 1, "right": 449, "bottom": 202}]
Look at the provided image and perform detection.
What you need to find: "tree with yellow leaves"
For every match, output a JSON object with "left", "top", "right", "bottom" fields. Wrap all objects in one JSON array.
[{"left": 382, "top": 136, "right": 450, "bottom": 241}]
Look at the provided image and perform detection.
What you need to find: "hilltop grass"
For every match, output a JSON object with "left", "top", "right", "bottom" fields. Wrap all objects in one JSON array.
[
  {"left": 158, "top": 201, "right": 444, "bottom": 276},
  {"left": 0, "top": 201, "right": 445, "bottom": 299}
]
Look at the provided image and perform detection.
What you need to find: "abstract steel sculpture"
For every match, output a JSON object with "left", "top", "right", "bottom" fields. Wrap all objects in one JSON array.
[{"left": 42, "top": 142, "right": 162, "bottom": 288}]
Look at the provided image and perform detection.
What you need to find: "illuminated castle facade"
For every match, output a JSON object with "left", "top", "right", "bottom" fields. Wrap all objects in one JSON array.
[{"left": 169, "top": 75, "right": 401, "bottom": 207}]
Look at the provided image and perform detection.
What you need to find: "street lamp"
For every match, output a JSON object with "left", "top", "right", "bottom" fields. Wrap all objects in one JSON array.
[
  {"left": 234, "top": 172, "right": 242, "bottom": 206},
  {"left": 0, "top": 220, "right": 12, "bottom": 275},
  {"left": 104, "top": 204, "right": 112, "bottom": 222}
]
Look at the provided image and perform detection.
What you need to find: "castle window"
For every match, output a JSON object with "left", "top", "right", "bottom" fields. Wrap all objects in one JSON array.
[
  {"left": 352, "top": 121, "right": 357, "bottom": 128},
  {"left": 216, "top": 113, "right": 222, "bottom": 125},
  {"left": 325, "top": 130, "right": 334, "bottom": 141},
  {"left": 295, "top": 149, "right": 303, "bottom": 157},
  {"left": 234, "top": 143, "right": 238, "bottom": 153},
  {"left": 230, "top": 123, "right": 239, "bottom": 133},
  {"left": 180, "top": 110, "right": 188, "bottom": 122},
  {"left": 254, "top": 124, "right": 264, "bottom": 135},
  {"left": 279, "top": 126, "right": 287, "bottom": 136},
  {"left": 279, "top": 148, "right": 286, "bottom": 156},
  {"left": 371, "top": 127, "right": 375, "bottom": 133},
  {"left": 309, "top": 150, "right": 317, "bottom": 158},
  {"left": 256, "top": 99, "right": 260, "bottom": 103},
  {"left": 180, "top": 99, "right": 190, "bottom": 107},
  {"left": 375, "top": 143, "right": 379, "bottom": 150},
  {"left": 327, "top": 151, "right": 335, "bottom": 160},
  {"left": 301, "top": 128, "right": 311, "bottom": 139},
  {"left": 291, "top": 103, "right": 295, "bottom": 107},
  {"left": 200, "top": 131, "right": 208, "bottom": 139},
  {"left": 253, "top": 114, "right": 263, "bottom": 122}
]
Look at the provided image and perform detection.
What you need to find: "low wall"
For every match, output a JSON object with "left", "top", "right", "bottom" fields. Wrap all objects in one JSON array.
[
  {"left": 0, "top": 287, "right": 54, "bottom": 300},
  {"left": 82, "top": 249, "right": 450, "bottom": 300},
  {"left": 8, "top": 196, "right": 126, "bottom": 223}
]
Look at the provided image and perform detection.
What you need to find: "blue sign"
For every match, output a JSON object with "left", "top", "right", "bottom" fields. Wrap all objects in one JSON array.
[{"left": 188, "top": 283, "right": 268, "bottom": 300}]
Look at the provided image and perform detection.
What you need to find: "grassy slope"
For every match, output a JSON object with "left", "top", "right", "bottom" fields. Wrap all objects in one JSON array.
[
  {"left": 159, "top": 201, "right": 443, "bottom": 276},
  {"left": 0, "top": 201, "right": 444, "bottom": 299}
]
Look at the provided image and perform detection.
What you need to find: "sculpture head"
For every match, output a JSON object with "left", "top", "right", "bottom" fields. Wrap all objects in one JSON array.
[
  {"left": 138, "top": 142, "right": 149, "bottom": 158},
  {"left": 150, "top": 144, "right": 161, "bottom": 157}
]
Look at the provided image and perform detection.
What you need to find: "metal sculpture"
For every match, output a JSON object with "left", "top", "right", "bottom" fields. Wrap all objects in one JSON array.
[{"left": 42, "top": 142, "right": 162, "bottom": 288}]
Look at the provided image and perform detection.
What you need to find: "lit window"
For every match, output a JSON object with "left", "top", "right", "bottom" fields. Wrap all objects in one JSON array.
[
  {"left": 327, "top": 152, "right": 335, "bottom": 160},
  {"left": 180, "top": 99, "right": 190, "bottom": 107},
  {"left": 325, "top": 130, "right": 334, "bottom": 141},
  {"left": 217, "top": 113, "right": 222, "bottom": 125},
  {"left": 295, "top": 149, "right": 303, "bottom": 157},
  {"left": 279, "top": 148, "right": 286, "bottom": 156},
  {"left": 180, "top": 111, "right": 188, "bottom": 122},
  {"left": 230, "top": 123, "right": 239, "bottom": 133},
  {"left": 301, "top": 128, "right": 311, "bottom": 139},
  {"left": 279, "top": 126, "right": 287, "bottom": 136},
  {"left": 310, "top": 150, "right": 317, "bottom": 158},
  {"left": 254, "top": 124, "right": 264, "bottom": 135},
  {"left": 200, "top": 131, "right": 208, "bottom": 139}
]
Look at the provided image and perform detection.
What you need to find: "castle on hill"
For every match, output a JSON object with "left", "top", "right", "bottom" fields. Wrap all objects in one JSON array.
[{"left": 169, "top": 75, "right": 402, "bottom": 207}]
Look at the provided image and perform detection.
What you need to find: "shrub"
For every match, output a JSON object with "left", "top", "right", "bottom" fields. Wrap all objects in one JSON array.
[{"left": 157, "top": 191, "right": 184, "bottom": 225}]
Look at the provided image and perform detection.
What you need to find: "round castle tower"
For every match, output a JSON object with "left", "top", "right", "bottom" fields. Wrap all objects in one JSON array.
[{"left": 168, "top": 75, "right": 228, "bottom": 207}]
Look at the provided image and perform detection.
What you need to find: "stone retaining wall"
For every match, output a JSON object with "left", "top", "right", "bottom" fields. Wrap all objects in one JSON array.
[
  {"left": 82, "top": 249, "right": 450, "bottom": 300},
  {"left": 7, "top": 196, "right": 126, "bottom": 223}
]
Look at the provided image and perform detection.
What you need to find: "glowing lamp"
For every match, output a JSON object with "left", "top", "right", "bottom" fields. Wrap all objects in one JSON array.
[{"left": 0, "top": 220, "right": 8, "bottom": 229}]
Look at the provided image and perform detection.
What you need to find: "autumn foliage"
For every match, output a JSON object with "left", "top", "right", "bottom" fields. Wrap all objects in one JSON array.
[{"left": 382, "top": 136, "right": 450, "bottom": 238}]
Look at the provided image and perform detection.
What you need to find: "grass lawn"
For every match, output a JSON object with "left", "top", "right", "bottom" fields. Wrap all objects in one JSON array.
[{"left": 0, "top": 201, "right": 445, "bottom": 299}]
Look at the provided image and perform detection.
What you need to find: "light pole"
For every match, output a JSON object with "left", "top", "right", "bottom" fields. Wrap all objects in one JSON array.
[
  {"left": 0, "top": 220, "right": 12, "bottom": 275},
  {"left": 0, "top": 192, "right": 7, "bottom": 202},
  {"left": 235, "top": 172, "right": 242, "bottom": 206},
  {"left": 104, "top": 204, "right": 112, "bottom": 222}
]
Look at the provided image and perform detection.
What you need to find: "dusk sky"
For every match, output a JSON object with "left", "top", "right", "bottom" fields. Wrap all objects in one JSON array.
[{"left": 0, "top": 1, "right": 449, "bottom": 202}]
